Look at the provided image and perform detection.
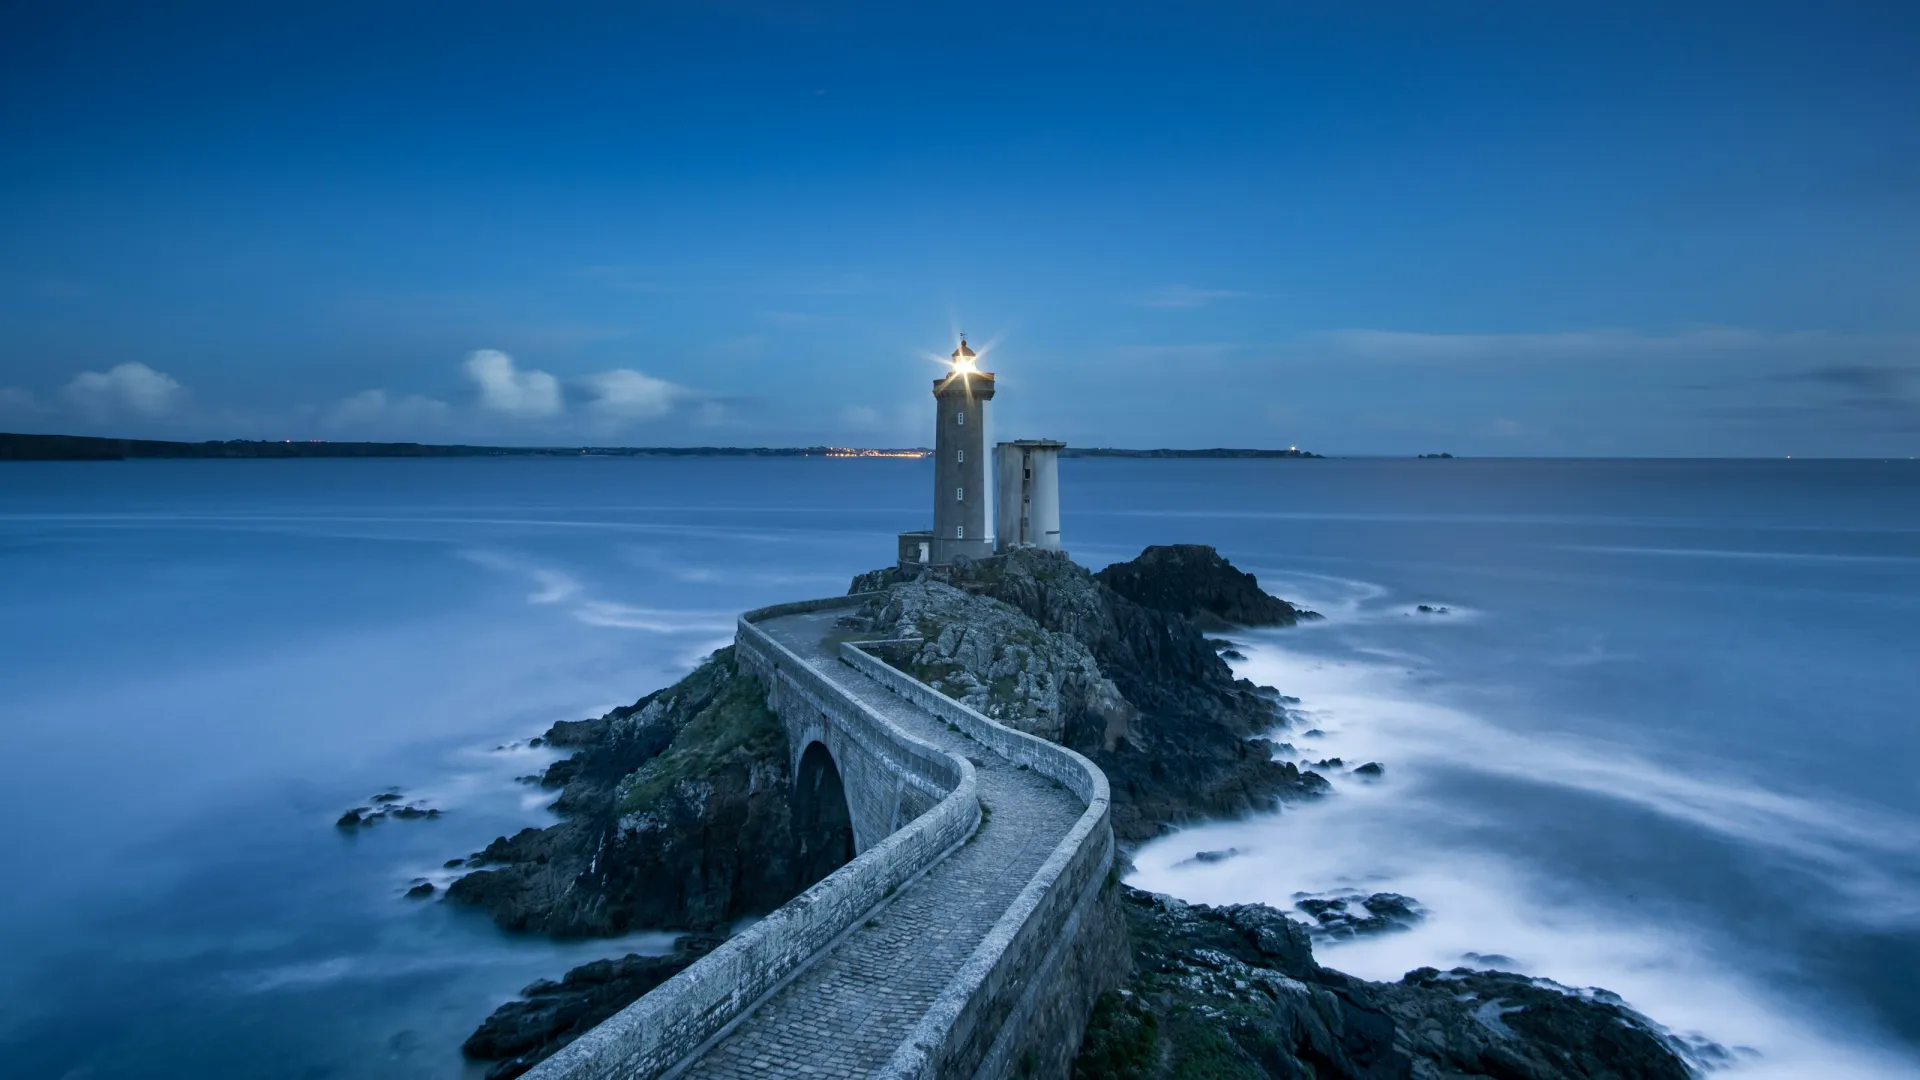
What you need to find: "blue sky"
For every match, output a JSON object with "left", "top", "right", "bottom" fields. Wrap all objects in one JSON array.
[{"left": 1, "top": 1, "right": 1915, "bottom": 455}]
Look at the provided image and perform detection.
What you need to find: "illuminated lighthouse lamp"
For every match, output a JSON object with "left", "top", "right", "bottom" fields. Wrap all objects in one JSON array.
[{"left": 948, "top": 338, "right": 979, "bottom": 375}]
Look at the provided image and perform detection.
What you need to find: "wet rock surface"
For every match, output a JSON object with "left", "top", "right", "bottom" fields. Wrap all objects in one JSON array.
[
  {"left": 1093, "top": 544, "right": 1321, "bottom": 629},
  {"left": 462, "top": 934, "right": 724, "bottom": 1079},
  {"left": 335, "top": 789, "right": 442, "bottom": 827},
  {"left": 1293, "top": 891, "right": 1425, "bottom": 939},
  {"left": 1073, "top": 887, "right": 1699, "bottom": 1080}
]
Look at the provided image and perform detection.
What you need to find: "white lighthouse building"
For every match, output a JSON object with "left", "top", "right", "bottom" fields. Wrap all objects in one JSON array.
[
  {"left": 896, "top": 337, "right": 1065, "bottom": 568},
  {"left": 994, "top": 440, "right": 1064, "bottom": 553}
]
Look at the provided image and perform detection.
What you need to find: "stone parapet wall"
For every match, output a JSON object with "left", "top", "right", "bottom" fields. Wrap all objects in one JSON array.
[
  {"left": 841, "top": 640, "right": 1104, "bottom": 805},
  {"left": 523, "top": 599, "right": 979, "bottom": 1080},
  {"left": 841, "top": 643, "right": 1124, "bottom": 1080},
  {"left": 740, "top": 607, "right": 962, "bottom": 851}
]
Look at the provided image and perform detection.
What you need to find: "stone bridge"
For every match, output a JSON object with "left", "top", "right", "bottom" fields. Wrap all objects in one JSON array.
[{"left": 524, "top": 595, "right": 1127, "bottom": 1080}]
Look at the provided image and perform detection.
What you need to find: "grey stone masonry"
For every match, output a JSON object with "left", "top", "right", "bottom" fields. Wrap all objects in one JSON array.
[
  {"left": 678, "top": 609, "right": 1086, "bottom": 1080},
  {"left": 524, "top": 596, "right": 1121, "bottom": 1080}
]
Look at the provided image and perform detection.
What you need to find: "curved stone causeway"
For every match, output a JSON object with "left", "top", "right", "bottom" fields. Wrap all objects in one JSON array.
[{"left": 523, "top": 596, "right": 1123, "bottom": 1080}]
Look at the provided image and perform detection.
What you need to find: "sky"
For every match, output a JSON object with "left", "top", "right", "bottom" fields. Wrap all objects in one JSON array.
[{"left": 1, "top": 1, "right": 1916, "bottom": 456}]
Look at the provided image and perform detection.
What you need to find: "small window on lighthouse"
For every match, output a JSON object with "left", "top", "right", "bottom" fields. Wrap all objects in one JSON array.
[
  {"left": 956, "top": 449, "right": 963, "bottom": 462},
  {"left": 956, "top": 487, "right": 964, "bottom": 502},
  {"left": 956, "top": 525, "right": 965, "bottom": 539},
  {"left": 956, "top": 412, "right": 964, "bottom": 426}
]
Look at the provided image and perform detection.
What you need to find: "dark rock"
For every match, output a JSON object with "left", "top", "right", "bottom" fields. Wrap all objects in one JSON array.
[
  {"left": 463, "top": 935, "right": 724, "bottom": 1077},
  {"left": 1291, "top": 891, "right": 1425, "bottom": 938},
  {"left": 406, "top": 882, "right": 436, "bottom": 899},
  {"left": 335, "top": 808, "right": 369, "bottom": 828},
  {"left": 1174, "top": 847, "right": 1244, "bottom": 867},
  {"left": 389, "top": 805, "right": 435, "bottom": 819},
  {"left": 1073, "top": 886, "right": 1695, "bottom": 1080},
  {"left": 1463, "top": 951, "right": 1517, "bottom": 967},
  {"left": 1093, "top": 544, "right": 1320, "bottom": 629},
  {"left": 528, "top": 737, "right": 545, "bottom": 748},
  {"left": 444, "top": 858, "right": 466, "bottom": 868},
  {"left": 371, "top": 792, "right": 402, "bottom": 803},
  {"left": 539, "top": 755, "right": 584, "bottom": 789},
  {"left": 1312, "top": 757, "right": 1345, "bottom": 769},
  {"left": 543, "top": 717, "right": 608, "bottom": 748},
  {"left": 1353, "top": 761, "right": 1385, "bottom": 778},
  {"left": 1358, "top": 892, "right": 1419, "bottom": 921},
  {"left": 1302, "top": 728, "right": 1326, "bottom": 738},
  {"left": 444, "top": 647, "right": 850, "bottom": 937},
  {"left": 851, "top": 547, "right": 1329, "bottom": 843}
]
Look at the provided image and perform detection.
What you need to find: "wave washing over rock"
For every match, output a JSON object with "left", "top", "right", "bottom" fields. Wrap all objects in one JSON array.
[{"left": 428, "top": 544, "right": 1695, "bottom": 1079}]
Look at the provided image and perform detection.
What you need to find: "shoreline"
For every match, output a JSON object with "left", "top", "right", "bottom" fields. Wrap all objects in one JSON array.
[{"left": 1122, "top": 619, "right": 1920, "bottom": 1079}]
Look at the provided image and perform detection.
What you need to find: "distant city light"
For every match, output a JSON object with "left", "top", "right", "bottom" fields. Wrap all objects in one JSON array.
[{"left": 821, "top": 447, "right": 928, "bottom": 459}]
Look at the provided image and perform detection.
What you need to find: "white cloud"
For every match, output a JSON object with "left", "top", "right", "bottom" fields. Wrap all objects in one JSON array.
[
  {"left": 580, "top": 368, "right": 686, "bottom": 422},
  {"left": 0, "top": 387, "right": 48, "bottom": 415},
  {"left": 464, "top": 349, "right": 562, "bottom": 417},
  {"left": 65, "top": 362, "right": 184, "bottom": 417},
  {"left": 322, "top": 389, "right": 451, "bottom": 430}
]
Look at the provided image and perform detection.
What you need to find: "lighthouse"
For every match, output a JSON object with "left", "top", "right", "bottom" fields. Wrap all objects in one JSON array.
[{"left": 929, "top": 337, "right": 996, "bottom": 562}]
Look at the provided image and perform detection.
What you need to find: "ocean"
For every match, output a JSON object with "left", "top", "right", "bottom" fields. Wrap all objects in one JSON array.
[{"left": 0, "top": 457, "right": 1915, "bottom": 1078}]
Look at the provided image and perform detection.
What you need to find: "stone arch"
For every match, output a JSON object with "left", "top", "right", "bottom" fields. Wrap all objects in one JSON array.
[{"left": 791, "top": 740, "right": 856, "bottom": 887}]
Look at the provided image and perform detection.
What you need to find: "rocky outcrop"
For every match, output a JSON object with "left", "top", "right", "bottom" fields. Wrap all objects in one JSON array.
[
  {"left": 463, "top": 934, "right": 724, "bottom": 1079},
  {"left": 336, "top": 788, "right": 443, "bottom": 827},
  {"left": 848, "top": 547, "right": 1328, "bottom": 843},
  {"left": 445, "top": 646, "right": 848, "bottom": 937},
  {"left": 447, "top": 648, "right": 859, "bottom": 1075},
  {"left": 1293, "top": 891, "right": 1425, "bottom": 940},
  {"left": 1074, "top": 887, "right": 1698, "bottom": 1080},
  {"left": 1093, "top": 544, "right": 1319, "bottom": 629},
  {"left": 855, "top": 579, "right": 1133, "bottom": 743}
]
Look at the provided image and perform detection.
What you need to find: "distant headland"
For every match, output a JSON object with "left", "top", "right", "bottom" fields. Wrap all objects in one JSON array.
[{"left": 0, "top": 432, "right": 1323, "bottom": 462}]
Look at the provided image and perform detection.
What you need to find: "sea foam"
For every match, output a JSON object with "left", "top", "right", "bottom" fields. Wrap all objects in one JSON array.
[{"left": 1130, "top": 608, "right": 1920, "bottom": 1078}]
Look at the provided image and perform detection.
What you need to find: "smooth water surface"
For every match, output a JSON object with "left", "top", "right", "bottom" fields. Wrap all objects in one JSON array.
[{"left": 1, "top": 457, "right": 1916, "bottom": 1078}]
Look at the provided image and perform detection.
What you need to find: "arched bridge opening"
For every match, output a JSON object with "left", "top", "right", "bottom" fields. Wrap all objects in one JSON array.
[{"left": 792, "top": 740, "right": 855, "bottom": 887}]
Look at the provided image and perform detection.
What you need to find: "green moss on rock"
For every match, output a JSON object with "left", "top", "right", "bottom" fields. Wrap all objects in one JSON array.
[{"left": 616, "top": 651, "right": 785, "bottom": 816}]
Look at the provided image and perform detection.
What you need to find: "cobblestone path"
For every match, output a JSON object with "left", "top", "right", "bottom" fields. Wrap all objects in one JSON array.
[{"left": 676, "top": 609, "right": 1085, "bottom": 1080}]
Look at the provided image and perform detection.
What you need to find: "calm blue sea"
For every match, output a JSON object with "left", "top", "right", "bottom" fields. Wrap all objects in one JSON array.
[{"left": 1, "top": 457, "right": 1916, "bottom": 1079}]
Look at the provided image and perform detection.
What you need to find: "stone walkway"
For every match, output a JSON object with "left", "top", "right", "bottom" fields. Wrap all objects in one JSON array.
[{"left": 677, "top": 609, "right": 1084, "bottom": 1080}]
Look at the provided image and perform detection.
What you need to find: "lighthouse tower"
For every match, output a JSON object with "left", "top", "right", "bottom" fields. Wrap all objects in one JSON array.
[{"left": 930, "top": 337, "right": 996, "bottom": 563}]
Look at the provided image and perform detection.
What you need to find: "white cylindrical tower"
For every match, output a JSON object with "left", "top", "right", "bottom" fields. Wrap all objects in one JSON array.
[
  {"left": 1027, "top": 441, "right": 1062, "bottom": 550},
  {"left": 994, "top": 439, "right": 1066, "bottom": 553}
]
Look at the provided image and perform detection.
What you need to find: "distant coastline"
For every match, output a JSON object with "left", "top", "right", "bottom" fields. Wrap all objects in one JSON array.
[{"left": 0, "top": 432, "right": 1324, "bottom": 462}]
